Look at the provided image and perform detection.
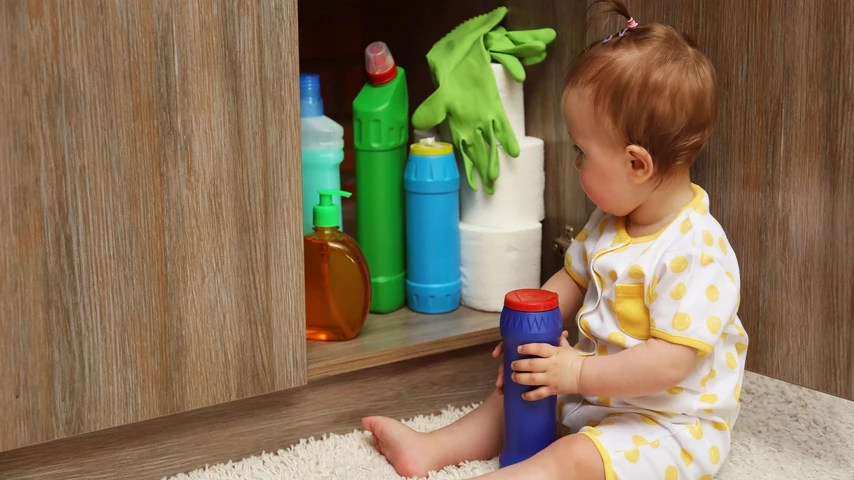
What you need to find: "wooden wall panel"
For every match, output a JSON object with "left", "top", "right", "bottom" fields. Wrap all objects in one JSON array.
[
  {"left": 0, "top": 344, "right": 498, "bottom": 480},
  {"left": 586, "top": 0, "right": 854, "bottom": 399},
  {"left": 0, "top": 0, "right": 306, "bottom": 452}
]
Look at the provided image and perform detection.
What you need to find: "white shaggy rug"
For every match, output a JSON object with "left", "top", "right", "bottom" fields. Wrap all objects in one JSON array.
[{"left": 165, "top": 372, "right": 854, "bottom": 480}]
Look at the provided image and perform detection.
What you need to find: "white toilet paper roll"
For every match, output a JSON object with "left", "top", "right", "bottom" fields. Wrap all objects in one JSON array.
[
  {"left": 460, "top": 136, "right": 545, "bottom": 228},
  {"left": 460, "top": 221, "right": 543, "bottom": 313},
  {"left": 492, "top": 62, "right": 525, "bottom": 140},
  {"left": 412, "top": 128, "right": 440, "bottom": 143}
]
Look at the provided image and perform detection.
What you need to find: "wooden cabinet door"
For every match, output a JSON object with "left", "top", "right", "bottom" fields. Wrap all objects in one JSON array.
[{"left": 0, "top": 0, "right": 305, "bottom": 452}]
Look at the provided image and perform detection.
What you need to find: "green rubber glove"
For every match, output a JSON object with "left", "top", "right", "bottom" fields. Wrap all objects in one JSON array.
[
  {"left": 485, "top": 26, "right": 557, "bottom": 82},
  {"left": 412, "top": 7, "right": 519, "bottom": 194}
]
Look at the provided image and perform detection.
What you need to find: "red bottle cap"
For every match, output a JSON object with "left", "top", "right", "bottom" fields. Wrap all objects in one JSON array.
[
  {"left": 503, "top": 289, "right": 559, "bottom": 312},
  {"left": 364, "top": 41, "right": 397, "bottom": 85}
]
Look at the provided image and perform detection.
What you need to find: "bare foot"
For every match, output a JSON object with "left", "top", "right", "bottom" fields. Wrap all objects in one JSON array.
[{"left": 362, "top": 416, "right": 444, "bottom": 478}]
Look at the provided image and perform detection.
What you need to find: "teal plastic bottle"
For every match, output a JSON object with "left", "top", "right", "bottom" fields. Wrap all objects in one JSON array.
[
  {"left": 300, "top": 73, "right": 344, "bottom": 235},
  {"left": 352, "top": 42, "right": 408, "bottom": 313}
]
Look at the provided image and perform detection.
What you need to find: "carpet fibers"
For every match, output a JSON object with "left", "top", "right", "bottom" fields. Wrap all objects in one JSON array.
[{"left": 165, "top": 372, "right": 854, "bottom": 480}]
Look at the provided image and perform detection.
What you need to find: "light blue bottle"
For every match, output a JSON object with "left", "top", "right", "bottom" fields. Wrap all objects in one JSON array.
[
  {"left": 404, "top": 138, "right": 461, "bottom": 314},
  {"left": 300, "top": 73, "right": 344, "bottom": 235}
]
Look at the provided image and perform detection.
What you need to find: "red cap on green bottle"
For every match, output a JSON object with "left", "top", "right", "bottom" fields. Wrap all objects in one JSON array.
[{"left": 365, "top": 41, "right": 397, "bottom": 85}]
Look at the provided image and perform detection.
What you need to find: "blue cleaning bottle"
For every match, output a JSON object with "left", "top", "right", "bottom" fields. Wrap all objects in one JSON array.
[
  {"left": 403, "top": 138, "right": 461, "bottom": 314},
  {"left": 300, "top": 73, "right": 344, "bottom": 235},
  {"left": 499, "top": 289, "right": 563, "bottom": 467}
]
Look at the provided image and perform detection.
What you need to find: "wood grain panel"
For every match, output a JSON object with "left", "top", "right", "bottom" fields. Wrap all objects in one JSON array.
[
  {"left": 0, "top": 344, "right": 498, "bottom": 480},
  {"left": 0, "top": 0, "right": 305, "bottom": 451},
  {"left": 586, "top": 0, "right": 854, "bottom": 399}
]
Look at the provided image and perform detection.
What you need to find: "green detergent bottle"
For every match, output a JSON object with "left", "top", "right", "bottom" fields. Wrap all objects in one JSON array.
[{"left": 353, "top": 41, "right": 408, "bottom": 313}]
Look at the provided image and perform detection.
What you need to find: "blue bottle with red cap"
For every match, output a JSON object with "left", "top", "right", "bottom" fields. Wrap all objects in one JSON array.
[{"left": 499, "top": 288, "right": 563, "bottom": 468}]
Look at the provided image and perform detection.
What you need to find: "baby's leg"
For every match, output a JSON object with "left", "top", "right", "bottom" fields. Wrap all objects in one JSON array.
[
  {"left": 362, "top": 390, "right": 504, "bottom": 478},
  {"left": 474, "top": 433, "right": 605, "bottom": 480}
]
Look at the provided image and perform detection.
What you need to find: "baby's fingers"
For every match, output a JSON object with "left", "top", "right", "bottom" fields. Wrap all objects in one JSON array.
[
  {"left": 518, "top": 343, "right": 556, "bottom": 358},
  {"left": 496, "top": 363, "right": 504, "bottom": 394},
  {"left": 512, "top": 372, "right": 548, "bottom": 386},
  {"left": 522, "top": 386, "right": 552, "bottom": 402},
  {"left": 492, "top": 341, "right": 504, "bottom": 358},
  {"left": 511, "top": 357, "right": 549, "bottom": 373}
]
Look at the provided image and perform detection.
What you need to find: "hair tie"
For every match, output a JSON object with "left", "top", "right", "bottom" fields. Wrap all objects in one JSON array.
[{"left": 603, "top": 17, "right": 639, "bottom": 43}]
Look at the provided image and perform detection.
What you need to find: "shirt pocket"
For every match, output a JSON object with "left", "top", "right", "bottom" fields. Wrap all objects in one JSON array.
[{"left": 615, "top": 284, "right": 651, "bottom": 339}]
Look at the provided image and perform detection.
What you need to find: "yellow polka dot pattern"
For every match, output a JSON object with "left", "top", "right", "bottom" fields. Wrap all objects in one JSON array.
[
  {"left": 680, "top": 448, "right": 693, "bottom": 467},
  {"left": 703, "top": 230, "right": 714, "bottom": 246},
  {"left": 700, "top": 252, "right": 715, "bottom": 266},
  {"left": 719, "top": 237, "right": 728, "bottom": 255},
  {"left": 700, "top": 393, "right": 718, "bottom": 404},
  {"left": 726, "top": 352, "right": 738, "bottom": 369},
  {"left": 624, "top": 448, "right": 640, "bottom": 463},
  {"left": 710, "top": 446, "right": 721, "bottom": 465},
  {"left": 609, "top": 270, "right": 618, "bottom": 281},
  {"left": 576, "top": 228, "right": 589, "bottom": 242},
  {"left": 632, "top": 435, "right": 647, "bottom": 446},
  {"left": 640, "top": 415, "right": 657, "bottom": 426},
  {"left": 670, "top": 283, "right": 687, "bottom": 300},
  {"left": 688, "top": 420, "right": 704, "bottom": 439},
  {"left": 706, "top": 285, "right": 720, "bottom": 302},
  {"left": 608, "top": 331, "right": 627, "bottom": 347},
  {"left": 596, "top": 397, "right": 611, "bottom": 407},
  {"left": 700, "top": 475, "right": 712, "bottom": 480},
  {"left": 599, "top": 216, "right": 609, "bottom": 234},
  {"left": 694, "top": 202, "right": 708, "bottom": 215},
  {"left": 670, "top": 256, "right": 689, "bottom": 273},
  {"left": 667, "top": 386, "right": 684, "bottom": 395},
  {"left": 700, "top": 368, "right": 717, "bottom": 387},
  {"left": 706, "top": 316, "right": 722, "bottom": 334},
  {"left": 735, "top": 384, "right": 742, "bottom": 401},
  {"left": 672, "top": 313, "right": 692, "bottom": 331},
  {"left": 680, "top": 217, "right": 692, "bottom": 234},
  {"left": 647, "top": 276, "right": 659, "bottom": 304},
  {"left": 612, "top": 235, "right": 623, "bottom": 246},
  {"left": 628, "top": 264, "right": 645, "bottom": 279},
  {"left": 597, "top": 344, "right": 609, "bottom": 356},
  {"left": 665, "top": 465, "right": 679, "bottom": 480},
  {"left": 736, "top": 342, "right": 747, "bottom": 354}
]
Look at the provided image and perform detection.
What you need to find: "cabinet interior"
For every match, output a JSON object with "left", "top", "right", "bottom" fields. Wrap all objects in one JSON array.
[{"left": 297, "top": 0, "right": 585, "bottom": 377}]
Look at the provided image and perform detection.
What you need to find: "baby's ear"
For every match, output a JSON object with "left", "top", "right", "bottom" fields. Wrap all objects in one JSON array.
[{"left": 625, "top": 144, "right": 654, "bottom": 183}]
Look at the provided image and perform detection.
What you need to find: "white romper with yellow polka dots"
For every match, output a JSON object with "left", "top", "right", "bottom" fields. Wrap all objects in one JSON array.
[{"left": 559, "top": 184, "right": 748, "bottom": 480}]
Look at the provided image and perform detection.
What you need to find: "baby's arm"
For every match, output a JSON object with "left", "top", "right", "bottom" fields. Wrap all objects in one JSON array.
[
  {"left": 578, "top": 339, "right": 696, "bottom": 398},
  {"left": 542, "top": 268, "right": 586, "bottom": 324}
]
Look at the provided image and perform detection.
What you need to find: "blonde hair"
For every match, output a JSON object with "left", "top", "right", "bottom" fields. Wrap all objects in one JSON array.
[{"left": 565, "top": 0, "right": 718, "bottom": 178}]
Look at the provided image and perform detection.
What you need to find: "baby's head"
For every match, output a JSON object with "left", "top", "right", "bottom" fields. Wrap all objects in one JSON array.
[{"left": 562, "top": 0, "right": 717, "bottom": 216}]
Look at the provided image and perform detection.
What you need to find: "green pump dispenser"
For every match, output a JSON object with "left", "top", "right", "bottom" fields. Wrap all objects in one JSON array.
[{"left": 313, "top": 189, "right": 351, "bottom": 228}]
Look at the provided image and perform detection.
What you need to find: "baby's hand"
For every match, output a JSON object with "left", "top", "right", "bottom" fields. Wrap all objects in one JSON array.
[{"left": 512, "top": 331, "right": 585, "bottom": 401}]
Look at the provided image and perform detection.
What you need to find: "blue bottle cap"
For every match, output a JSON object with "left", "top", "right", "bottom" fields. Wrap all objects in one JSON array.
[{"left": 300, "top": 73, "right": 324, "bottom": 118}]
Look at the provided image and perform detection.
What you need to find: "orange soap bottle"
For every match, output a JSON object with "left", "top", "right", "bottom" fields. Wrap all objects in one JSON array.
[{"left": 304, "top": 189, "right": 372, "bottom": 341}]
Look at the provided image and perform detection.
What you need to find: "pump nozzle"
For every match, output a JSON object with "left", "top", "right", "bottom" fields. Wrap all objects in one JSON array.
[{"left": 313, "top": 189, "right": 351, "bottom": 228}]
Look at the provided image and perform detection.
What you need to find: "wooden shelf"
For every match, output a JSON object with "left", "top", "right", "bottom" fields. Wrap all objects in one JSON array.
[{"left": 306, "top": 306, "right": 500, "bottom": 380}]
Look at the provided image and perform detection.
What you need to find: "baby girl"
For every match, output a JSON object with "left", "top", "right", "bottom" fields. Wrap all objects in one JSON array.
[{"left": 363, "top": 1, "right": 748, "bottom": 478}]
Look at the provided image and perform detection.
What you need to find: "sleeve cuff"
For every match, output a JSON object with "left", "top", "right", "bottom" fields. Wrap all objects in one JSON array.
[
  {"left": 649, "top": 328, "right": 713, "bottom": 354},
  {"left": 566, "top": 265, "right": 589, "bottom": 289}
]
